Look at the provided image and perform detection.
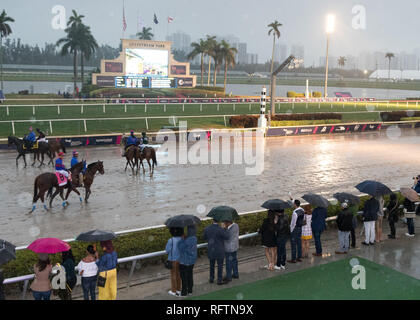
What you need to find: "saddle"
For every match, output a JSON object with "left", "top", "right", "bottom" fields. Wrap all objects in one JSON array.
[{"left": 23, "top": 141, "right": 38, "bottom": 150}]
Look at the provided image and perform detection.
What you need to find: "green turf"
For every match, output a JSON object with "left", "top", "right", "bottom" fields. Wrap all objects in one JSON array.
[{"left": 190, "top": 257, "right": 420, "bottom": 300}]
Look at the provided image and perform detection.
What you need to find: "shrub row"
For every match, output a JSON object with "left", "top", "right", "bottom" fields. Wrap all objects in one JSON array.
[
  {"left": 380, "top": 111, "right": 420, "bottom": 122},
  {"left": 229, "top": 113, "right": 342, "bottom": 128},
  {"left": 287, "top": 91, "right": 322, "bottom": 98},
  {"left": 2, "top": 193, "right": 404, "bottom": 280}
]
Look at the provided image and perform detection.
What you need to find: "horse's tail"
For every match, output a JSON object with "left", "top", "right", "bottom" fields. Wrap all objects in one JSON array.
[
  {"left": 152, "top": 149, "right": 157, "bottom": 167},
  {"left": 59, "top": 139, "right": 66, "bottom": 154},
  {"left": 33, "top": 177, "right": 39, "bottom": 202}
]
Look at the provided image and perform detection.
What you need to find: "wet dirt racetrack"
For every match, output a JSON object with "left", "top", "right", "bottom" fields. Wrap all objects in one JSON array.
[{"left": 0, "top": 128, "right": 418, "bottom": 245}]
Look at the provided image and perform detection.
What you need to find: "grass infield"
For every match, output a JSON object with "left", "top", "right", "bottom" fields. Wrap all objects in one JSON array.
[{"left": 191, "top": 257, "right": 420, "bottom": 300}]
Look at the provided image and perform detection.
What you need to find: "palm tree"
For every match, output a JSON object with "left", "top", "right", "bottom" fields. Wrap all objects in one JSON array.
[
  {"left": 79, "top": 26, "right": 98, "bottom": 87},
  {"left": 210, "top": 42, "right": 223, "bottom": 87},
  {"left": 136, "top": 27, "right": 154, "bottom": 40},
  {"left": 267, "top": 20, "right": 282, "bottom": 74},
  {"left": 0, "top": 10, "right": 14, "bottom": 91},
  {"left": 385, "top": 52, "right": 395, "bottom": 79},
  {"left": 67, "top": 9, "right": 85, "bottom": 27},
  {"left": 338, "top": 56, "right": 346, "bottom": 68},
  {"left": 204, "top": 35, "right": 217, "bottom": 86},
  {"left": 220, "top": 40, "right": 237, "bottom": 92},
  {"left": 187, "top": 39, "right": 207, "bottom": 86}
]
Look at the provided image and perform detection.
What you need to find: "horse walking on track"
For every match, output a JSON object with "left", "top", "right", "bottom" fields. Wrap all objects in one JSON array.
[
  {"left": 136, "top": 146, "right": 157, "bottom": 177},
  {"left": 8, "top": 136, "right": 51, "bottom": 167},
  {"left": 48, "top": 139, "right": 67, "bottom": 162},
  {"left": 123, "top": 145, "right": 138, "bottom": 173},
  {"left": 31, "top": 162, "right": 84, "bottom": 212},
  {"left": 58, "top": 160, "right": 105, "bottom": 203}
]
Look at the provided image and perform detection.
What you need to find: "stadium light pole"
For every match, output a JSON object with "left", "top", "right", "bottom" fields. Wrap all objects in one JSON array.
[{"left": 324, "top": 14, "right": 335, "bottom": 98}]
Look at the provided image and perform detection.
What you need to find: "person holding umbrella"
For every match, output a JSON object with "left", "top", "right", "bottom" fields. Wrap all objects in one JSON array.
[
  {"left": 311, "top": 205, "right": 327, "bottom": 256},
  {"left": 178, "top": 226, "right": 198, "bottom": 297},
  {"left": 361, "top": 196, "right": 379, "bottom": 245},
  {"left": 259, "top": 210, "right": 277, "bottom": 270},
  {"left": 274, "top": 209, "right": 290, "bottom": 269},
  {"left": 223, "top": 220, "right": 239, "bottom": 282},
  {"left": 30, "top": 253, "right": 53, "bottom": 300},
  {"left": 57, "top": 249, "right": 77, "bottom": 300},
  {"left": 288, "top": 199, "right": 305, "bottom": 264},
  {"left": 335, "top": 202, "right": 353, "bottom": 254},
  {"left": 400, "top": 187, "right": 420, "bottom": 237}
]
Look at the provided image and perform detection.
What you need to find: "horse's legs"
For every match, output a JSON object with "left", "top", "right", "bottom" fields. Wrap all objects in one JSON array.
[
  {"left": 85, "top": 187, "right": 91, "bottom": 203},
  {"left": 147, "top": 159, "right": 152, "bottom": 176},
  {"left": 32, "top": 153, "right": 36, "bottom": 166},
  {"left": 49, "top": 188, "right": 60, "bottom": 208},
  {"left": 39, "top": 193, "right": 48, "bottom": 211}
]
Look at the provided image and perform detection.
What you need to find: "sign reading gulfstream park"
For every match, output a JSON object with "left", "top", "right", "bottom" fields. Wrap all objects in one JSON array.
[{"left": 92, "top": 39, "right": 196, "bottom": 88}]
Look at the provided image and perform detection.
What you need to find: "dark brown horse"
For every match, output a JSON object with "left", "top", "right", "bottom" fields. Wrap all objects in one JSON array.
[
  {"left": 8, "top": 136, "right": 51, "bottom": 167},
  {"left": 59, "top": 161, "right": 105, "bottom": 203},
  {"left": 136, "top": 146, "right": 157, "bottom": 176},
  {"left": 31, "top": 162, "right": 84, "bottom": 213},
  {"left": 123, "top": 145, "right": 138, "bottom": 172},
  {"left": 47, "top": 138, "right": 67, "bottom": 165}
]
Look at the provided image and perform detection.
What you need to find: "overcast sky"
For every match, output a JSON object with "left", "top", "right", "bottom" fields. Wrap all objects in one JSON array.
[{"left": 2, "top": 0, "right": 420, "bottom": 65}]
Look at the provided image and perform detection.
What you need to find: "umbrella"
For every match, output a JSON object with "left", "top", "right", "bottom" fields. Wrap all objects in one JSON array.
[
  {"left": 355, "top": 180, "right": 392, "bottom": 197},
  {"left": 0, "top": 239, "right": 16, "bottom": 265},
  {"left": 302, "top": 193, "right": 330, "bottom": 208},
  {"left": 400, "top": 187, "right": 420, "bottom": 203},
  {"left": 165, "top": 215, "right": 202, "bottom": 228},
  {"left": 207, "top": 206, "right": 239, "bottom": 222},
  {"left": 261, "top": 199, "right": 292, "bottom": 211},
  {"left": 27, "top": 238, "right": 70, "bottom": 254},
  {"left": 333, "top": 192, "right": 361, "bottom": 205},
  {"left": 76, "top": 229, "right": 116, "bottom": 242}
]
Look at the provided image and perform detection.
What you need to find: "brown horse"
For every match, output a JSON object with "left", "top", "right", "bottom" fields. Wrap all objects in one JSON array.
[
  {"left": 47, "top": 139, "right": 67, "bottom": 165},
  {"left": 8, "top": 136, "right": 51, "bottom": 167},
  {"left": 60, "top": 161, "right": 105, "bottom": 203},
  {"left": 124, "top": 145, "right": 138, "bottom": 172},
  {"left": 31, "top": 162, "right": 84, "bottom": 213},
  {"left": 136, "top": 146, "right": 157, "bottom": 176}
]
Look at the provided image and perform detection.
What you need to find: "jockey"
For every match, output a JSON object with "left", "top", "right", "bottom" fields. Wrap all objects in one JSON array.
[
  {"left": 55, "top": 152, "right": 71, "bottom": 182},
  {"left": 70, "top": 150, "right": 85, "bottom": 187},
  {"left": 122, "top": 130, "right": 138, "bottom": 156},
  {"left": 24, "top": 126, "right": 36, "bottom": 149},
  {"left": 36, "top": 128, "right": 47, "bottom": 143},
  {"left": 139, "top": 131, "right": 149, "bottom": 152}
]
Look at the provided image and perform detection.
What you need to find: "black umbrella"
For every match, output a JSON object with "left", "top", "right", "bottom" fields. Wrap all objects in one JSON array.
[
  {"left": 165, "top": 215, "right": 201, "bottom": 228},
  {"left": 0, "top": 239, "right": 16, "bottom": 266},
  {"left": 333, "top": 192, "right": 361, "bottom": 205},
  {"left": 76, "top": 230, "right": 116, "bottom": 242},
  {"left": 207, "top": 206, "right": 239, "bottom": 222},
  {"left": 261, "top": 199, "right": 292, "bottom": 211},
  {"left": 302, "top": 193, "right": 330, "bottom": 208},
  {"left": 355, "top": 180, "right": 392, "bottom": 197}
]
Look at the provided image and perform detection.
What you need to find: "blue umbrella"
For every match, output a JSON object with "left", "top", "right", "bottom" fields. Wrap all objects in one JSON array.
[
  {"left": 261, "top": 199, "right": 292, "bottom": 211},
  {"left": 355, "top": 180, "right": 392, "bottom": 197}
]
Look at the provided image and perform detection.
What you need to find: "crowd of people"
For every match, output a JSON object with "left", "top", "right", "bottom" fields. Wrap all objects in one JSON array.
[{"left": 27, "top": 240, "right": 117, "bottom": 301}]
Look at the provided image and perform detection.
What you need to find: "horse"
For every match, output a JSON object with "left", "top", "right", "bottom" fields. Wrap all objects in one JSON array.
[
  {"left": 8, "top": 136, "right": 52, "bottom": 167},
  {"left": 55, "top": 160, "right": 105, "bottom": 203},
  {"left": 136, "top": 146, "right": 157, "bottom": 177},
  {"left": 120, "top": 136, "right": 139, "bottom": 173},
  {"left": 48, "top": 138, "right": 67, "bottom": 163},
  {"left": 31, "top": 161, "right": 84, "bottom": 213}
]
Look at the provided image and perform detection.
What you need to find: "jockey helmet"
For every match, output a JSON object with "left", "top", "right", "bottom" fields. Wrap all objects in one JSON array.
[
  {"left": 58, "top": 152, "right": 65, "bottom": 157},
  {"left": 73, "top": 150, "right": 79, "bottom": 156},
  {"left": 29, "top": 126, "right": 33, "bottom": 131},
  {"left": 130, "top": 130, "right": 134, "bottom": 134}
]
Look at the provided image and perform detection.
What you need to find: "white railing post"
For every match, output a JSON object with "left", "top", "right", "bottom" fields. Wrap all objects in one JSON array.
[
  {"left": 124, "top": 104, "right": 127, "bottom": 113},
  {"left": 22, "top": 279, "right": 29, "bottom": 300},
  {"left": 145, "top": 104, "right": 147, "bottom": 113},
  {"left": 224, "top": 115, "right": 227, "bottom": 126},
  {"left": 32, "top": 106, "right": 35, "bottom": 115},
  {"left": 200, "top": 104, "right": 202, "bottom": 112},
  {"left": 233, "top": 103, "right": 235, "bottom": 111},
  {"left": 172, "top": 116, "right": 176, "bottom": 126},
  {"left": 292, "top": 101, "right": 294, "bottom": 109},
  {"left": 145, "top": 118, "right": 149, "bottom": 130},
  {"left": 57, "top": 105, "right": 60, "bottom": 115},
  {"left": 127, "top": 260, "right": 137, "bottom": 289},
  {"left": 249, "top": 103, "right": 251, "bottom": 111},
  {"left": 164, "top": 104, "right": 166, "bottom": 112},
  {"left": 103, "top": 104, "right": 106, "bottom": 113},
  {"left": 81, "top": 104, "right": 83, "bottom": 114},
  {"left": 49, "top": 121, "right": 53, "bottom": 134},
  {"left": 217, "top": 103, "right": 219, "bottom": 111},
  {"left": 397, "top": 101, "right": 399, "bottom": 107},
  {"left": 182, "top": 103, "right": 185, "bottom": 112},
  {"left": 12, "top": 121, "right": 15, "bottom": 135},
  {"left": 6, "top": 106, "right": 9, "bottom": 116},
  {"left": 83, "top": 120, "right": 87, "bottom": 132},
  {"left": 318, "top": 102, "right": 321, "bottom": 109}
]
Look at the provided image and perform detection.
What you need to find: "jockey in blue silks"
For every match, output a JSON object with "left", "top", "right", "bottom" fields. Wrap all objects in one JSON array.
[
  {"left": 122, "top": 130, "right": 138, "bottom": 156},
  {"left": 70, "top": 150, "right": 86, "bottom": 187},
  {"left": 24, "top": 126, "right": 37, "bottom": 149}
]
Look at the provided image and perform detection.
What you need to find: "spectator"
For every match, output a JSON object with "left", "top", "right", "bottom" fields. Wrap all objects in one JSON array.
[
  {"left": 335, "top": 202, "right": 354, "bottom": 254},
  {"left": 413, "top": 176, "right": 420, "bottom": 193},
  {"left": 274, "top": 209, "right": 290, "bottom": 270},
  {"left": 348, "top": 204, "right": 359, "bottom": 249},
  {"left": 403, "top": 198, "right": 416, "bottom": 237},
  {"left": 203, "top": 219, "right": 229, "bottom": 285},
  {"left": 311, "top": 206, "right": 327, "bottom": 256},
  {"left": 165, "top": 227, "right": 183, "bottom": 297},
  {"left": 301, "top": 207, "right": 312, "bottom": 258},
  {"left": 30, "top": 254, "right": 52, "bottom": 300},
  {"left": 178, "top": 226, "right": 197, "bottom": 297},
  {"left": 362, "top": 196, "right": 379, "bottom": 245},
  {"left": 57, "top": 249, "right": 77, "bottom": 300},
  {"left": 259, "top": 210, "right": 277, "bottom": 270},
  {"left": 287, "top": 200, "right": 305, "bottom": 263},
  {"left": 223, "top": 220, "right": 239, "bottom": 282},
  {"left": 77, "top": 245, "right": 99, "bottom": 300},
  {"left": 375, "top": 195, "right": 385, "bottom": 243},
  {"left": 0, "top": 269, "right": 5, "bottom": 300},
  {"left": 96, "top": 240, "right": 118, "bottom": 300},
  {"left": 387, "top": 193, "right": 399, "bottom": 239}
]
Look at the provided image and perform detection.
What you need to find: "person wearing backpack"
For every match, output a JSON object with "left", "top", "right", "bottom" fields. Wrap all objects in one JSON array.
[
  {"left": 274, "top": 209, "right": 290, "bottom": 270},
  {"left": 287, "top": 200, "right": 305, "bottom": 263},
  {"left": 335, "top": 202, "right": 354, "bottom": 254}
]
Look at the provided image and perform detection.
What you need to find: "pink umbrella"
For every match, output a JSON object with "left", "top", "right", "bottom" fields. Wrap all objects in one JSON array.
[{"left": 27, "top": 238, "right": 71, "bottom": 254}]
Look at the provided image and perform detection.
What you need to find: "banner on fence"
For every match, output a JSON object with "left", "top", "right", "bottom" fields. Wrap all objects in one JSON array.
[{"left": 267, "top": 123, "right": 382, "bottom": 137}]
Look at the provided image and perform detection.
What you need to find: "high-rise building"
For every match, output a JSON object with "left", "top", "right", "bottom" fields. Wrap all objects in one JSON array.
[
  {"left": 247, "top": 53, "right": 258, "bottom": 64},
  {"left": 275, "top": 44, "right": 288, "bottom": 63},
  {"left": 291, "top": 44, "right": 305, "bottom": 65},
  {"left": 166, "top": 31, "right": 192, "bottom": 55}
]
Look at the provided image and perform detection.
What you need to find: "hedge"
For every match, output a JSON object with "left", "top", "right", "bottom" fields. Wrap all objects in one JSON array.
[
  {"left": 229, "top": 113, "right": 342, "bottom": 128},
  {"left": 1, "top": 192, "right": 405, "bottom": 281},
  {"left": 380, "top": 111, "right": 420, "bottom": 122}
]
